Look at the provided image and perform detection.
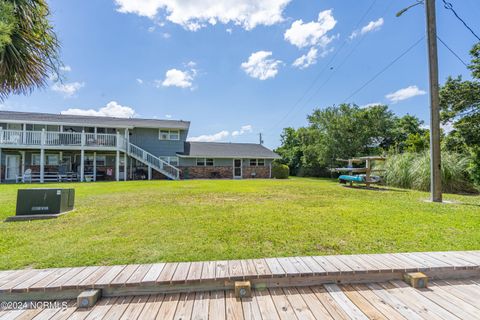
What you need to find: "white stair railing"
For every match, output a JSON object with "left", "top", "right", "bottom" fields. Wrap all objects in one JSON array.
[{"left": 128, "top": 143, "right": 180, "bottom": 180}]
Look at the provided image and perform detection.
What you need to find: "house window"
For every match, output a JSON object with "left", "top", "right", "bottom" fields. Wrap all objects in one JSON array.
[
  {"left": 159, "top": 129, "right": 180, "bottom": 140},
  {"left": 169, "top": 157, "right": 179, "bottom": 166},
  {"left": 249, "top": 159, "right": 265, "bottom": 167},
  {"left": 196, "top": 158, "right": 205, "bottom": 166},
  {"left": 32, "top": 154, "right": 59, "bottom": 165},
  {"left": 206, "top": 158, "right": 214, "bottom": 166},
  {"left": 196, "top": 158, "right": 214, "bottom": 166}
]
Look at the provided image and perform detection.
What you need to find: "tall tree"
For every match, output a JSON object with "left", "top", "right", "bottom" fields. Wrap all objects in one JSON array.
[{"left": 0, "top": 0, "right": 60, "bottom": 100}]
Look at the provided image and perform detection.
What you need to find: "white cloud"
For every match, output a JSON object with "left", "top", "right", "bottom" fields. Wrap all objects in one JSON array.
[
  {"left": 165, "top": 114, "right": 172, "bottom": 119},
  {"left": 51, "top": 82, "right": 85, "bottom": 97},
  {"left": 60, "top": 65, "right": 72, "bottom": 72},
  {"left": 61, "top": 101, "right": 135, "bottom": 118},
  {"left": 350, "top": 17, "right": 384, "bottom": 39},
  {"left": 226, "top": 28, "right": 233, "bottom": 34},
  {"left": 232, "top": 124, "right": 253, "bottom": 136},
  {"left": 360, "top": 102, "right": 382, "bottom": 109},
  {"left": 114, "top": 0, "right": 291, "bottom": 31},
  {"left": 136, "top": 78, "right": 144, "bottom": 84},
  {"left": 284, "top": 10, "right": 337, "bottom": 48},
  {"left": 241, "top": 51, "right": 282, "bottom": 80},
  {"left": 386, "top": 85, "right": 426, "bottom": 103},
  {"left": 189, "top": 124, "right": 253, "bottom": 142},
  {"left": 148, "top": 26, "right": 155, "bottom": 32},
  {"left": 442, "top": 122, "right": 454, "bottom": 134},
  {"left": 159, "top": 62, "right": 197, "bottom": 89},
  {"left": 188, "top": 130, "right": 229, "bottom": 142},
  {"left": 292, "top": 47, "right": 318, "bottom": 69},
  {"left": 162, "top": 32, "right": 171, "bottom": 39}
]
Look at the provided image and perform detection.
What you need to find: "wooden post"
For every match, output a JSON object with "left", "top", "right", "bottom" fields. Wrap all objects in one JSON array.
[
  {"left": 93, "top": 152, "right": 97, "bottom": 182},
  {"left": 115, "top": 150, "right": 120, "bottom": 181},
  {"left": 365, "top": 159, "right": 371, "bottom": 188},
  {"left": 124, "top": 152, "right": 127, "bottom": 181},
  {"left": 148, "top": 166, "right": 152, "bottom": 180},
  {"left": 20, "top": 151, "right": 25, "bottom": 177},
  {"left": 0, "top": 147, "right": 2, "bottom": 183},
  {"left": 80, "top": 150, "right": 85, "bottom": 182},
  {"left": 22, "top": 123, "right": 26, "bottom": 144},
  {"left": 40, "top": 148, "right": 45, "bottom": 183}
]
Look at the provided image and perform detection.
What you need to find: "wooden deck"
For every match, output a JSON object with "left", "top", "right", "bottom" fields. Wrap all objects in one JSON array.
[
  {"left": 0, "top": 251, "right": 479, "bottom": 303},
  {"left": 1, "top": 279, "right": 480, "bottom": 319}
]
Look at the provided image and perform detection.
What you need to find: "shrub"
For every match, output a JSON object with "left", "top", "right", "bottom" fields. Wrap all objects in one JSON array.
[
  {"left": 383, "top": 151, "right": 476, "bottom": 193},
  {"left": 272, "top": 163, "right": 289, "bottom": 179}
]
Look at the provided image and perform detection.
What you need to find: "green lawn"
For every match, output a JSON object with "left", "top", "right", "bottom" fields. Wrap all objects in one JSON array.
[{"left": 0, "top": 178, "right": 479, "bottom": 270}]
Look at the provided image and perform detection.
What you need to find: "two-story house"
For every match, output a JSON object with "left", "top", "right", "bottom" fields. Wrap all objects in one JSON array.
[{"left": 0, "top": 111, "right": 280, "bottom": 183}]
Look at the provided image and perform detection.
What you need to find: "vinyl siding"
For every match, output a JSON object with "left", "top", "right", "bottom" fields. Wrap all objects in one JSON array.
[{"left": 129, "top": 128, "right": 188, "bottom": 157}]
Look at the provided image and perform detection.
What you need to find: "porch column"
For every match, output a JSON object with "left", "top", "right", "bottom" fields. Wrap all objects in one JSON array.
[
  {"left": 0, "top": 148, "right": 2, "bottom": 183},
  {"left": 22, "top": 124, "right": 26, "bottom": 144},
  {"left": 115, "top": 150, "right": 120, "bottom": 181},
  {"left": 20, "top": 151, "right": 25, "bottom": 176},
  {"left": 80, "top": 150, "right": 85, "bottom": 182},
  {"left": 40, "top": 148, "right": 45, "bottom": 183},
  {"left": 93, "top": 152, "right": 97, "bottom": 182},
  {"left": 148, "top": 166, "right": 152, "bottom": 180},
  {"left": 124, "top": 152, "right": 127, "bottom": 181}
]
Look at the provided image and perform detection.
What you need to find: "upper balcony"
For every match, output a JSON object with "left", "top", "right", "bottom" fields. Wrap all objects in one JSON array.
[{"left": 0, "top": 129, "right": 126, "bottom": 151}]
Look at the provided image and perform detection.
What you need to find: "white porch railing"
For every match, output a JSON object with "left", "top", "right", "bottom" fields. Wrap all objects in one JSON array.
[
  {"left": 0, "top": 129, "right": 120, "bottom": 149},
  {"left": 128, "top": 143, "right": 180, "bottom": 180}
]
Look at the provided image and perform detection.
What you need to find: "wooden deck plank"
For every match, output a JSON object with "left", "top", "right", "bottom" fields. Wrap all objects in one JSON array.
[
  {"left": 426, "top": 281, "right": 480, "bottom": 316},
  {"left": 225, "top": 290, "right": 244, "bottom": 320},
  {"left": 173, "top": 292, "right": 195, "bottom": 320},
  {"left": 390, "top": 281, "right": 461, "bottom": 320},
  {"left": 296, "top": 287, "right": 332, "bottom": 319},
  {"left": 208, "top": 290, "right": 226, "bottom": 320},
  {"left": 264, "top": 258, "right": 286, "bottom": 277},
  {"left": 45, "top": 267, "right": 86, "bottom": 291},
  {"left": 141, "top": 263, "right": 165, "bottom": 285},
  {"left": 299, "top": 256, "right": 325, "bottom": 275},
  {"left": 119, "top": 295, "right": 149, "bottom": 320},
  {"left": 191, "top": 291, "right": 209, "bottom": 320},
  {"left": 444, "top": 279, "right": 480, "bottom": 297},
  {"left": 353, "top": 254, "right": 392, "bottom": 272},
  {"left": 242, "top": 293, "right": 263, "bottom": 320},
  {"left": 330, "top": 255, "right": 362, "bottom": 273},
  {"left": 126, "top": 264, "right": 152, "bottom": 286},
  {"left": 62, "top": 266, "right": 100, "bottom": 290},
  {"left": 252, "top": 259, "right": 271, "bottom": 278},
  {"left": 282, "top": 287, "right": 316, "bottom": 320},
  {"left": 415, "top": 252, "right": 454, "bottom": 268},
  {"left": 367, "top": 283, "right": 423, "bottom": 320},
  {"left": 110, "top": 264, "right": 141, "bottom": 286},
  {"left": 84, "top": 296, "right": 118, "bottom": 320},
  {"left": 201, "top": 261, "right": 216, "bottom": 281},
  {"left": 351, "top": 284, "right": 406, "bottom": 320},
  {"left": 94, "top": 265, "right": 126, "bottom": 288},
  {"left": 14, "top": 308, "right": 43, "bottom": 320},
  {"left": 289, "top": 257, "right": 312, "bottom": 276},
  {"left": 186, "top": 262, "right": 204, "bottom": 283},
  {"left": 0, "top": 269, "right": 39, "bottom": 292},
  {"left": 102, "top": 295, "right": 134, "bottom": 319},
  {"left": 240, "top": 259, "right": 258, "bottom": 278},
  {"left": 47, "top": 300, "right": 78, "bottom": 320},
  {"left": 156, "top": 263, "right": 178, "bottom": 284},
  {"left": 340, "top": 284, "right": 390, "bottom": 320},
  {"left": 416, "top": 285, "right": 480, "bottom": 320},
  {"left": 228, "top": 260, "right": 244, "bottom": 281},
  {"left": 451, "top": 251, "right": 480, "bottom": 265},
  {"left": 324, "top": 284, "right": 368, "bottom": 320},
  {"left": 171, "top": 262, "right": 191, "bottom": 284},
  {"left": 77, "top": 266, "right": 111, "bottom": 289},
  {"left": 156, "top": 293, "right": 180, "bottom": 320},
  {"left": 268, "top": 288, "right": 299, "bottom": 320},
  {"left": 31, "top": 268, "right": 76, "bottom": 290},
  {"left": 311, "top": 256, "right": 341, "bottom": 275},
  {"left": 215, "top": 261, "right": 229, "bottom": 280},
  {"left": 397, "top": 253, "right": 431, "bottom": 270},
  {"left": 311, "top": 286, "right": 351, "bottom": 320},
  {"left": 427, "top": 251, "right": 476, "bottom": 268},
  {"left": 254, "top": 288, "right": 281, "bottom": 320},
  {"left": 12, "top": 269, "right": 56, "bottom": 293},
  {"left": 384, "top": 254, "right": 419, "bottom": 271},
  {"left": 136, "top": 294, "right": 164, "bottom": 320},
  {"left": 276, "top": 257, "right": 299, "bottom": 276}
]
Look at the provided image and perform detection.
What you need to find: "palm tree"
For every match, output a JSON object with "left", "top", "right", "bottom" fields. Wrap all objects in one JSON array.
[{"left": 0, "top": 0, "right": 60, "bottom": 100}]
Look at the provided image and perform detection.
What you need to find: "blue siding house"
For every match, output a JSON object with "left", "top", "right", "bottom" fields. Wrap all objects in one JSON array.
[{"left": 0, "top": 111, "right": 280, "bottom": 182}]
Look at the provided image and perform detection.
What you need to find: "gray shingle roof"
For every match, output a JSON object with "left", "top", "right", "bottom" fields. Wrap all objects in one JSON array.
[
  {"left": 179, "top": 142, "right": 280, "bottom": 159},
  {"left": 0, "top": 111, "right": 190, "bottom": 130}
]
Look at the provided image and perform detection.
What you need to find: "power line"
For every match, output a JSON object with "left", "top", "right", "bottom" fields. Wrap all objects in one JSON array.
[
  {"left": 342, "top": 36, "right": 425, "bottom": 103},
  {"left": 442, "top": 0, "right": 480, "bottom": 41},
  {"left": 437, "top": 36, "right": 469, "bottom": 67},
  {"left": 263, "top": 0, "right": 379, "bottom": 134}
]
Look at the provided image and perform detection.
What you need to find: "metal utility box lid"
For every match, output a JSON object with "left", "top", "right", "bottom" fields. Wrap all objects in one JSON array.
[{"left": 16, "top": 188, "right": 75, "bottom": 216}]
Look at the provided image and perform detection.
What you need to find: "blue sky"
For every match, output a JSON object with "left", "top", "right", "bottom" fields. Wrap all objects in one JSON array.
[{"left": 2, "top": 0, "right": 479, "bottom": 148}]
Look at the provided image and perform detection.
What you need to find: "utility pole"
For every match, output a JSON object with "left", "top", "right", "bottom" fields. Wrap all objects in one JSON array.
[
  {"left": 425, "top": 0, "right": 442, "bottom": 202},
  {"left": 259, "top": 133, "right": 264, "bottom": 145}
]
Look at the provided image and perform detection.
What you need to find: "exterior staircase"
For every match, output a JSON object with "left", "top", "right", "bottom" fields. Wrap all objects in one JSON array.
[{"left": 127, "top": 142, "right": 180, "bottom": 180}]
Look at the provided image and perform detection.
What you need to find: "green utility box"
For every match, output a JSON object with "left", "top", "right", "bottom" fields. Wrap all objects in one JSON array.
[{"left": 16, "top": 188, "right": 75, "bottom": 216}]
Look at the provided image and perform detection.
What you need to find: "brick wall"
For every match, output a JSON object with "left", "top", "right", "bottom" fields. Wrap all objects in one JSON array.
[
  {"left": 242, "top": 166, "right": 270, "bottom": 179},
  {"left": 179, "top": 166, "right": 233, "bottom": 179}
]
